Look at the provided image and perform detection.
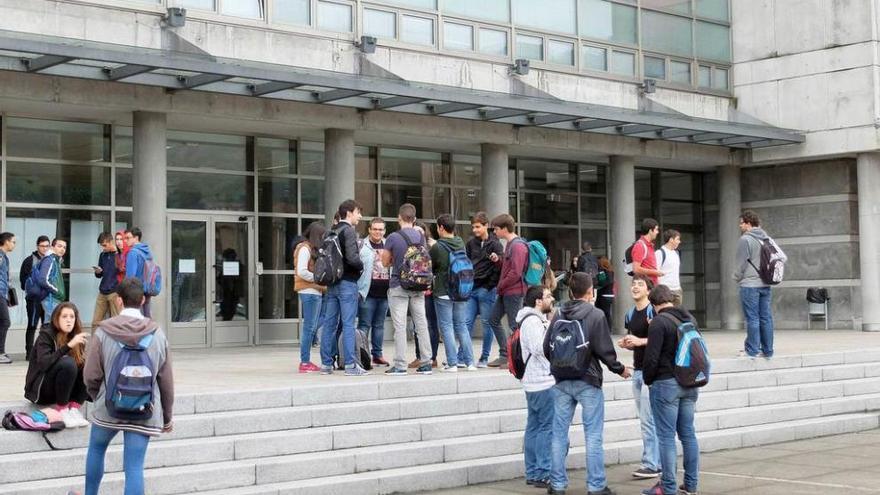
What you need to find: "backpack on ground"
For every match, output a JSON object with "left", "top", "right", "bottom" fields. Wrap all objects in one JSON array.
[
  {"left": 105, "top": 333, "right": 157, "bottom": 420},
  {"left": 2, "top": 410, "right": 64, "bottom": 432},
  {"left": 398, "top": 231, "right": 433, "bottom": 291},
  {"left": 658, "top": 313, "right": 710, "bottom": 388},
  {"left": 516, "top": 238, "right": 548, "bottom": 287},
  {"left": 141, "top": 258, "right": 162, "bottom": 297},
  {"left": 507, "top": 313, "right": 542, "bottom": 380},
  {"left": 314, "top": 228, "right": 344, "bottom": 286},
  {"left": 546, "top": 312, "right": 593, "bottom": 380},
  {"left": 440, "top": 243, "right": 474, "bottom": 301},
  {"left": 335, "top": 328, "right": 373, "bottom": 371},
  {"left": 748, "top": 237, "right": 787, "bottom": 285}
]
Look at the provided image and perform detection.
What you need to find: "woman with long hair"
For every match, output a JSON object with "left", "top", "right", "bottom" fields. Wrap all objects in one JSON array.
[
  {"left": 23, "top": 302, "right": 90, "bottom": 427},
  {"left": 114, "top": 230, "right": 130, "bottom": 284},
  {"left": 294, "top": 221, "right": 327, "bottom": 373}
]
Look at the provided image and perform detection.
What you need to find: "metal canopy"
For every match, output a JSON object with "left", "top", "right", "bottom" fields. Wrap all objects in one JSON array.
[{"left": 0, "top": 29, "right": 805, "bottom": 149}]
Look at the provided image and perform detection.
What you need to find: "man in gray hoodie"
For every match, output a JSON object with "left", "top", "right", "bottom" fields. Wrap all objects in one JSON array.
[{"left": 733, "top": 209, "right": 775, "bottom": 358}]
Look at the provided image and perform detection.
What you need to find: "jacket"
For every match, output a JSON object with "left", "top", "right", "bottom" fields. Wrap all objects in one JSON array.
[
  {"left": 95, "top": 251, "right": 119, "bottom": 295},
  {"left": 332, "top": 221, "right": 364, "bottom": 284},
  {"left": 429, "top": 236, "right": 466, "bottom": 298},
  {"left": 0, "top": 251, "right": 8, "bottom": 301},
  {"left": 125, "top": 243, "right": 153, "bottom": 281},
  {"left": 24, "top": 325, "right": 79, "bottom": 403},
  {"left": 734, "top": 228, "right": 770, "bottom": 288},
  {"left": 293, "top": 243, "right": 325, "bottom": 294},
  {"left": 642, "top": 306, "right": 694, "bottom": 385},
  {"left": 357, "top": 240, "right": 375, "bottom": 300},
  {"left": 84, "top": 309, "right": 174, "bottom": 436},
  {"left": 37, "top": 254, "right": 65, "bottom": 301},
  {"left": 466, "top": 235, "right": 503, "bottom": 289},
  {"left": 543, "top": 299, "right": 626, "bottom": 388},
  {"left": 576, "top": 252, "right": 599, "bottom": 282},
  {"left": 20, "top": 250, "right": 42, "bottom": 292},
  {"left": 497, "top": 238, "right": 529, "bottom": 297},
  {"left": 517, "top": 306, "right": 555, "bottom": 393}
]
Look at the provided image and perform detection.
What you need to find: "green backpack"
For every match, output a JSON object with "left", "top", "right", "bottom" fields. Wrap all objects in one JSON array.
[{"left": 514, "top": 238, "right": 548, "bottom": 286}]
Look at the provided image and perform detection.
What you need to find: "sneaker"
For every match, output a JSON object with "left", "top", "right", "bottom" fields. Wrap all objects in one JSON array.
[
  {"left": 456, "top": 363, "right": 467, "bottom": 369},
  {"left": 476, "top": 359, "right": 488, "bottom": 368},
  {"left": 0, "top": 354, "right": 11, "bottom": 364},
  {"left": 487, "top": 356, "right": 507, "bottom": 367},
  {"left": 547, "top": 487, "right": 566, "bottom": 495},
  {"left": 344, "top": 365, "right": 370, "bottom": 377},
  {"left": 67, "top": 408, "right": 89, "bottom": 428},
  {"left": 416, "top": 363, "right": 433, "bottom": 375},
  {"left": 431, "top": 359, "right": 438, "bottom": 368},
  {"left": 408, "top": 359, "right": 421, "bottom": 369},
  {"left": 678, "top": 484, "right": 697, "bottom": 495},
  {"left": 298, "top": 362, "right": 320, "bottom": 373},
  {"left": 532, "top": 479, "right": 550, "bottom": 488},
  {"left": 372, "top": 356, "right": 390, "bottom": 367},
  {"left": 442, "top": 365, "right": 458, "bottom": 373},
  {"left": 385, "top": 366, "right": 407, "bottom": 376},
  {"left": 320, "top": 365, "right": 333, "bottom": 375},
  {"left": 737, "top": 350, "right": 758, "bottom": 359},
  {"left": 632, "top": 467, "right": 661, "bottom": 479},
  {"left": 466, "top": 364, "right": 478, "bottom": 371},
  {"left": 641, "top": 483, "right": 664, "bottom": 495},
  {"left": 588, "top": 488, "right": 616, "bottom": 495},
  {"left": 60, "top": 408, "right": 79, "bottom": 429}
]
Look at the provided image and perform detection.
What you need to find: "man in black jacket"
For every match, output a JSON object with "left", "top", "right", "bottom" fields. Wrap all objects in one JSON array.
[
  {"left": 576, "top": 241, "right": 599, "bottom": 285},
  {"left": 543, "top": 272, "right": 631, "bottom": 495},
  {"left": 318, "top": 199, "right": 366, "bottom": 376},
  {"left": 21, "top": 235, "right": 50, "bottom": 360},
  {"left": 464, "top": 212, "right": 503, "bottom": 367},
  {"left": 641, "top": 285, "right": 699, "bottom": 495}
]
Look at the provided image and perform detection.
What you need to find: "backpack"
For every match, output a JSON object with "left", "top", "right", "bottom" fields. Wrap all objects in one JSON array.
[
  {"left": 105, "top": 333, "right": 157, "bottom": 420},
  {"left": 507, "top": 313, "right": 541, "bottom": 380},
  {"left": 336, "top": 328, "right": 373, "bottom": 371},
  {"left": 623, "top": 243, "right": 635, "bottom": 276},
  {"left": 25, "top": 258, "right": 48, "bottom": 300},
  {"left": 515, "top": 238, "right": 548, "bottom": 287},
  {"left": 747, "top": 236, "right": 787, "bottom": 285},
  {"left": 658, "top": 313, "right": 710, "bottom": 388},
  {"left": 546, "top": 312, "right": 593, "bottom": 380},
  {"left": 141, "top": 258, "right": 162, "bottom": 297},
  {"left": 625, "top": 304, "right": 655, "bottom": 327},
  {"left": 440, "top": 243, "right": 474, "bottom": 301},
  {"left": 397, "top": 230, "right": 433, "bottom": 291},
  {"left": 314, "top": 228, "right": 344, "bottom": 286},
  {"left": 2, "top": 410, "right": 64, "bottom": 432}
]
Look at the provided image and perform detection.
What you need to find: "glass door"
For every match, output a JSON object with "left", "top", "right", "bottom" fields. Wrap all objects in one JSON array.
[{"left": 211, "top": 219, "right": 253, "bottom": 345}]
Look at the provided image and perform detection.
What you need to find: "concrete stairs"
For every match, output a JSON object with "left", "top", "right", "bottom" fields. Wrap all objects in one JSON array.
[{"left": 1, "top": 349, "right": 879, "bottom": 495}]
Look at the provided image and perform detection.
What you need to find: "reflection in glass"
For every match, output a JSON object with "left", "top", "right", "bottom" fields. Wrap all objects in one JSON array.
[
  {"left": 479, "top": 28, "right": 508, "bottom": 55},
  {"left": 364, "top": 8, "right": 397, "bottom": 38},
  {"left": 713, "top": 67, "right": 729, "bottom": 90},
  {"left": 512, "top": 0, "right": 576, "bottom": 34},
  {"left": 167, "top": 131, "right": 249, "bottom": 171},
  {"left": 299, "top": 141, "right": 325, "bottom": 176},
  {"left": 581, "top": 229, "right": 608, "bottom": 256},
  {"left": 520, "top": 192, "right": 578, "bottom": 225},
  {"left": 442, "top": 0, "right": 509, "bottom": 23},
  {"left": 7, "top": 118, "right": 108, "bottom": 162},
  {"left": 696, "top": 0, "right": 729, "bottom": 21},
  {"left": 671, "top": 60, "right": 691, "bottom": 83},
  {"left": 301, "top": 179, "right": 325, "bottom": 214},
  {"left": 401, "top": 15, "right": 435, "bottom": 46},
  {"left": 516, "top": 34, "right": 543, "bottom": 60},
  {"left": 258, "top": 176, "right": 298, "bottom": 213},
  {"left": 221, "top": 0, "right": 264, "bottom": 18},
  {"left": 444, "top": 22, "right": 474, "bottom": 51},
  {"left": 453, "top": 188, "right": 481, "bottom": 220},
  {"left": 256, "top": 138, "right": 295, "bottom": 174},
  {"left": 644, "top": 55, "right": 666, "bottom": 79},
  {"left": 116, "top": 168, "right": 133, "bottom": 207},
  {"left": 641, "top": 10, "right": 693, "bottom": 57},
  {"left": 611, "top": 50, "right": 636, "bottom": 75},
  {"left": 519, "top": 227, "right": 578, "bottom": 271},
  {"left": 642, "top": 0, "right": 690, "bottom": 14},
  {"left": 171, "top": 221, "right": 207, "bottom": 323},
  {"left": 356, "top": 182, "right": 379, "bottom": 217},
  {"left": 661, "top": 171, "right": 699, "bottom": 200},
  {"left": 115, "top": 126, "right": 133, "bottom": 164},
  {"left": 215, "top": 222, "right": 249, "bottom": 321},
  {"left": 273, "top": 0, "right": 310, "bottom": 25},
  {"left": 259, "top": 275, "right": 298, "bottom": 319},
  {"left": 698, "top": 65, "right": 712, "bottom": 87},
  {"left": 548, "top": 40, "right": 575, "bottom": 66},
  {"left": 517, "top": 161, "right": 577, "bottom": 191},
  {"left": 258, "top": 217, "right": 298, "bottom": 270},
  {"left": 696, "top": 21, "right": 731, "bottom": 62},
  {"left": 582, "top": 45, "right": 607, "bottom": 71},
  {"left": 375, "top": 0, "right": 435, "bottom": 8},
  {"left": 580, "top": 196, "right": 607, "bottom": 221},
  {"left": 356, "top": 146, "right": 376, "bottom": 180},
  {"left": 7, "top": 162, "right": 111, "bottom": 205},
  {"left": 453, "top": 155, "right": 481, "bottom": 186},
  {"left": 317, "top": 1, "right": 353, "bottom": 32},
  {"left": 167, "top": 172, "right": 254, "bottom": 211},
  {"left": 379, "top": 148, "right": 448, "bottom": 183},
  {"left": 578, "top": 0, "right": 637, "bottom": 44},
  {"left": 579, "top": 165, "right": 607, "bottom": 194},
  {"left": 175, "top": 0, "right": 213, "bottom": 10},
  {"left": 381, "top": 184, "right": 449, "bottom": 220}
]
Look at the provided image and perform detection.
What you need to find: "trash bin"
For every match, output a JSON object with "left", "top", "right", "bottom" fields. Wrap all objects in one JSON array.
[{"left": 806, "top": 287, "right": 830, "bottom": 330}]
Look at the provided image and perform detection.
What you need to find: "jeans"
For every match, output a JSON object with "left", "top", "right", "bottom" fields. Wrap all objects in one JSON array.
[
  {"left": 650, "top": 378, "right": 699, "bottom": 494},
  {"left": 632, "top": 370, "right": 661, "bottom": 471},
  {"left": 0, "top": 296, "right": 9, "bottom": 354},
  {"left": 298, "top": 293, "right": 323, "bottom": 364},
  {"left": 320, "top": 280, "right": 359, "bottom": 368},
  {"left": 524, "top": 388, "right": 555, "bottom": 481},
  {"left": 488, "top": 294, "right": 523, "bottom": 359},
  {"left": 740, "top": 286, "right": 774, "bottom": 357},
  {"left": 388, "top": 286, "right": 431, "bottom": 369},
  {"left": 434, "top": 297, "right": 474, "bottom": 367},
  {"left": 85, "top": 424, "right": 151, "bottom": 495},
  {"left": 414, "top": 294, "right": 440, "bottom": 361},
  {"left": 25, "top": 296, "right": 44, "bottom": 358},
  {"left": 358, "top": 296, "right": 389, "bottom": 358},
  {"left": 550, "top": 380, "right": 607, "bottom": 492},
  {"left": 465, "top": 287, "right": 498, "bottom": 362},
  {"left": 41, "top": 294, "right": 61, "bottom": 325}
]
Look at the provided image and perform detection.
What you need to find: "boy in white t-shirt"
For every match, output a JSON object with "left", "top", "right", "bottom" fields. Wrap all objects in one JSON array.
[{"left": 655, "top": 229, "right": 683, "bottom": 306}]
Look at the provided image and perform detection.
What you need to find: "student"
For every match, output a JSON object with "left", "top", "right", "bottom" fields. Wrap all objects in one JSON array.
[
  {"left": 618, "top": 275, "right": 661, "bottom": 479},
  {"left": 576, "top": 241, "right": 599, "bottom": 284},
  {"left": 641, "top": 285, "right": 700, "bottom": 495},
  {"left": 632, "top": 219, "right": 664, "bottom": 287},
  {"left": 0, "top": 232, "right": 15, "bottom": 364},
  {"left": 359, "top": 218, "right": 391, "bottom": 366},
  {"left": 656, "top": 230, "right": 683, "bottom": 307},
  {"left": 543, "top": 272, "right": 631, "bottom": 495},
  {"left": 84, "top": 277, "right": 174, "bottom": 495},
  {"left": 518, "top": 285, "right": 555, "bottom": 488},
  {"left": 36, "top": 238, "right": 67, "bottom": 322},
  {"left": 23, "top": 302, "right": 90, "bottom": 428},
  {"left": 429, "top": 214, "right": 475, "bottom": 372},
  {"left": 595, "top": 255, "right": 615, "bottom": 328},
  {"left": 92, "top": 232, "right": 120, "bottom": 330},
  {"left": 487, "top": 214, "right": 528, "bottom": 368},
  {"left": 294, "top": 221, "right": 326, "bottom": 373},
  {"left": 21, "top": 235, "right": 50, "bottom": 360},
  {"left": 464, "top": 212, "right": 503, "bottom": 368},
  {"left": 114, "top": 231, "right": 129, "bottom": 285},
  {"left": 382, "top": 204, "right": 433, "bottom": 376},
  {"left": 124, "top": 228, "right": 155, "bottom": 317},
  {"left": 734, "top": 210, "right": 779, "bottom": 359},
  {"left": 411, "top": 221, "right": 440, "bottom": 368}
]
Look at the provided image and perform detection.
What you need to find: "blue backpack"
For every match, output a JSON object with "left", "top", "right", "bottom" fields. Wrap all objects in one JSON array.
[
  {"left": 659, "top": 313, "right": 711, "bottom": 388},
  {"left": 625, "top": 304, "right": 655, "bottom": 327},
  {"left": 440, "top": 243, "right": 474, "bottom": 301},
  {"left": 105, "top": 333, "right": 157, "bottom": 420},
  {"left": 25, "top": 259, "right": 48, "bottom": 300},
  {"left": 513, "top": 238, "right": 548, "bottom": 286},
  {"left": 547, "top": 313, "right": 592, "bottom": 380}
]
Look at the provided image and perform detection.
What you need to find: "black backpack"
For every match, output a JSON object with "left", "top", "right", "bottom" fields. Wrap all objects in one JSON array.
[
  {"left": 659, "top": 313, "right": 711, "bottom": 388},
  {"left": 546, "top": 310, "right": 593, "bottom": 380},
  {"left": 314, "top": 228, "right": 344, "bottom": 286}
]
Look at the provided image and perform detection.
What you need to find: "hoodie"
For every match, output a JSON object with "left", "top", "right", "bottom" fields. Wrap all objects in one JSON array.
[
  {"left": 125, "top": 243, "right": 153, "bottom": 281},
  {"left": 24, "top": 325, "right": 80, "bottom": 403},
  {"left": 516, "top": 306, "right": 555, "bottom": 393},
  {"left": 543, "top": 299, "right": 626, "bottom": 388},
  {"left": 95, "top": 251, "right": 119, "bottom": 295},
  {"left": 734, "top": 227, "right": 770, "bottom": 288},
  {"left": 37, "top": 254, "right": 65, "bottom": 302},
  {"left": 466, "top": 234, "right": 503, "bottom": 289},
  {"left": 429, "top": 236, "right": 467, "bottom": 298},
  {"left": 642, "top": 306, "right": 694, "bottom": 385},
  {"left": 84, "top": 309, "right": 174, "bottom": 436}
]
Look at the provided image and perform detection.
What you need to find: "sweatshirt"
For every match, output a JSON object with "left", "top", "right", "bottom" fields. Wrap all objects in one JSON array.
[
  {"left": 734, "top": 227, "right": 770, "bottom": 288},
  {"left": 331, "top": 221, "right": 364, "bottom": 284},
  {"left": 466, "top": 235, "right": 503, "bottom": 289},
  {"left": 429, "top": 236, "right": 466, "bottom": 298},
  {"left": 497, "top": 238, "right": 529, "bottom": 297},
  {"left": 37, "top": 254, "right": 65, "bottom": 302},
  {"left": 642, "top": 306, "right": 694, "bottom": 385},
  {"left": 125, "top": 243, "right": 154, "bottom": 281},
  {"left": 516, "top": 306, "right": 555, "bottom": 393},
  {"left": 95, "top": 251, "right": 119, "bottom": 295},
  {"left": 24, "top": 325, "right": 80, "bottom": 403},
  {"left": 84, "top": 308, "right": 174, "bottom": 436}
]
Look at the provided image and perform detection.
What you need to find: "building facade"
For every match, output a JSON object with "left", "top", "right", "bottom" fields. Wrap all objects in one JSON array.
[{"left": 0, "top": 0, "right": 873, "bottom": 351}]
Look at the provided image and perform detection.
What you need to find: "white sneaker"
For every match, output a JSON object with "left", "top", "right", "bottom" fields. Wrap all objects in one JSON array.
[
  {"left": 466, "top": 365, "right": 478, "bottom": 371},
  {"left": 68, "top": 408, "right": 89, "bottom": 427},
  {"left": 60, "top": 408, "right": 77, "bottom": 429},
  {"left": 442, "top": 365, "right": 458, "bottom": 372}
]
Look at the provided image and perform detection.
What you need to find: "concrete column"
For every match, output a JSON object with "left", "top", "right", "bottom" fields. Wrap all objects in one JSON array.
[
  {"left": 132, "top": 111, "right": 167, "bottom": 326},
  {"left": 480, "top": 143, "right": 509, "bottom": 219},
  {"left": 858, "top": 153, "right": 880, "bottom": 331},
  {"left": 718, "top": 165, "right": 743, "bottom": 331},
  {"left": 609, "top": 155, "right": 635, "bottom": 335},
  {"left": 323, "top": 129, "right": 356, "bottom": 224}
]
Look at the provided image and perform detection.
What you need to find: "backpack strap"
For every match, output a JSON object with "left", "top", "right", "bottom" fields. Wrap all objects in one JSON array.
[
  {"left": 660, "top": 248, "right": 667, "bottom": 268},
  {"left": 516, "top": 312, "right": 543, "bottom": 368},
  {"left": 116, "top": 332, "right": 156, "bottom": 350}
]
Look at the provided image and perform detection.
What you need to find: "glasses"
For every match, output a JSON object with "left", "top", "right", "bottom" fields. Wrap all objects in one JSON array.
[{"left": 38, "top": 244, "right": 50, "bottom": 248}]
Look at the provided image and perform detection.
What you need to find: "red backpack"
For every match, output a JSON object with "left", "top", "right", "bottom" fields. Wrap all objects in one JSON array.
[{"left": 507, "top": 313, "right": 542, "bottom": 380}]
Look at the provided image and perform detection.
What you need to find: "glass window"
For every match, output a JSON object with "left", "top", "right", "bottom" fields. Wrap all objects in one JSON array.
[
  {"left": 170, "top": 220, "right": 207, "bottom": 323},
  {"left": 401, "top": 15, "right": 434, "bottom": 45},
  {"left": 259, "top": 275, "right": 297, "bottom": 319},
  {"left": 114, "top": 126, "right": 133, "bottom": 164},
  {"left": 696, "top": 0, "right": 729, "bottom": 21},
  {"left": 258, "top": 216, "right": 297, "bottom": 270},
  {"left": 116, "top": 168, "right": 133, "bottom": 207},
  {"left": 364, "top": 8, "right": 396, "bottom": 38},
  {"left": 644, "top": 55, "right": 666, "bottom": 79},
  {"left": 479, "top": 28, "right": 508, "bottom": 56},
  {"left": 580, "top": 196, "right": 607, "bottom": 221},
  {"left": 662, "top": 201, "right": 700, "bottom": 224},
  {"left": 258, "top": 176, "right": 297, "bottom": 213},
  {"left": 641, "top": 10, "right": 693, "bottom": 57},
  {"left": 453, "top": 188, "right": 481, "bottom": 220},
  {"left": 661, "top": 171, "right": 699, "bottom": 200},
  {"left": 548, "top": 40, "right": 575, "bottom": 66},
  {"left": 698, "top": 65, "right": 711, "bottom": 87},
  {"left": 301, "top": 179, "right": 325, "bottom": 214},
  {"left": 442, "top": 0, "right": 509, "bottom": 23},
  {"left": 713, "top": 67, "right": 729, "bottom": 89},
  {"left": 221, "top": 0, "right": 264, "bottom": 18},
  {"left": 696, "top": 21, "right": 731, "bottom": 62},
  {"left": 356, "top": 182, "right": 379, "bottom": 216},
  {"left": 581, "top": 45, "right": 607, "bottom": 71},
  {"left": 379, "top": 148, "right": 448, "bottom": 183},
  {"left": 373, "top": 0, "right": 436, "bottom": 9},
  {"left": 167, "top": 172, "right": 254, "bottom": 210},
  {"left": 670, "top": 60, "right": 691, "bottom": 84},
  {"left": 642, "top": 0, "right": 690, "bottom": 14},
  {"left": 517, "top": 161, "right": 577, "bottom": 191},
  {"left": 611, "top": 50, "right": 636, "bottom": 75},
  {"left": 519, "top": 227, "right": 578, "bottom": 271},
  {"left": 273, "top": 0, "right": 310, "bottom": 25},
  {"left": 577, "top": 0, "right": 637, "bottom": 45},
  {"left": 298, "top": 141, "right": 325, "bottom": 176},
  {"left": 579, "top": 165, "right": 606, "bottom": 194},
  {"left": 381, "top": 184, "right": 449, "bottom": 220},
  {"left": 7, "top": 118, "right": 108, "bottom": 162},
  {"left": 520, "top": 193, "right": 578, "bottom": 225},
  {"left": 580, "top": 229, "right": 607, "bottom": 256},
  {"left": 453, "top": 155, "right": 481, "bottom": 186},
  {"left": 7, "top": 162, "right": 111, "bottom": 205},
  {"left": 443, "top": 22, "right": 473, "bottom": 51},
  {"left": 356, "top": 146, "right": 376, "bottom": 180},
  {"left": 167, "top": 131, "right": 250, "bottom": 171},
  {"left": 256, "top": 138, "right": 295, "bottom": 174},
  {"left": 317, "top": 1, "right": 352, "bottom": 32},
  {"left": 516, "top": 34, "right": 543, "bottom": 60},
  {"left": 512, "top": 0, "right": 576, "bottom": 34},
  {"left": 175, "top": 0, "right": 214, "bottom": 10}
]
